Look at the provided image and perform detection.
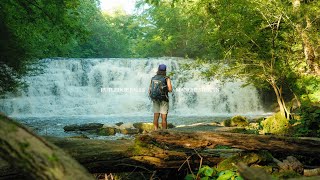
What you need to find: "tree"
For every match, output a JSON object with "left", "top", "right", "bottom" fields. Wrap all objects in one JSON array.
[
  {"left": 0, "top": 0, "right": 100, "bottom": 95},
  {"left": 0, "top": 0, "right": 135, "bottom": 95},
  {"left": 143, "top": 0, "right": 320, "bottom": 119}
]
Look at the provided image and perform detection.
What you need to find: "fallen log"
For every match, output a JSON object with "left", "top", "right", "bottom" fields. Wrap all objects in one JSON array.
[
  {"left": 140, "top": 130, "right": 320, "bottom": 158},
  {"left": 0, "top": 114, "right": 94, "bottom": 180},
  {"left": 45, "top": 136, "right": 221, "bottom": 173}
]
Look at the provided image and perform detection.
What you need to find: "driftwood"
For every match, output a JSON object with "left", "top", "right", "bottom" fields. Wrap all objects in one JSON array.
[{"left": 0, "top": 114, "right": 94, "bottom": 180}]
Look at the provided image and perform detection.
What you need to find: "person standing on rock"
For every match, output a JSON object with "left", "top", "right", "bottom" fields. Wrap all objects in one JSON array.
[{"left": 149, "top": 64, "right": 173, "bottom": 130}]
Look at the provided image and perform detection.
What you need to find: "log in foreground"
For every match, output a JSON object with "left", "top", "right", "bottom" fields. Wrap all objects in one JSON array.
[
  {"left": 141, "top": 130, "right": 320, "bottom": 158},
  {"left": 2, "top": 117, "right": 320, "bottom": 178},
  {"left": 46, "top": 129, "right": 320, "bottom": 173},
  {"left": 0, "top": 114, "right": 94, "bottom": 180}
]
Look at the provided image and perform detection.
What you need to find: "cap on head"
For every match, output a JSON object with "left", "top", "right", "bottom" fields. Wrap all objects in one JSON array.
[{"left": 158, "top": 64, "right": 166, "bottom": 71}]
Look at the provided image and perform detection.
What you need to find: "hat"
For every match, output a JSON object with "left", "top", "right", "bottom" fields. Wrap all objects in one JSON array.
[{"left": 158, "top": 64, "right": 166, "bottom": 71}]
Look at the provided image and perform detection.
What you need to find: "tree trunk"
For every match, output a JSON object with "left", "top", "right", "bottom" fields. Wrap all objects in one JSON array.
[
  {"left": 292, "top": 0, "right": 320, "bottom": 74},
  {"left": 270, "top": 80, "right": 290, "bottom": 119},
  {"left": 0, "top": 114, "right": 94, "bottom": 180}
]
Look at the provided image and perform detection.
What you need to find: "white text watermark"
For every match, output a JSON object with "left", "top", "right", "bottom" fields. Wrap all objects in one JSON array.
[{"left": 100, "top": 87, "right": 219, "bottom": 93}]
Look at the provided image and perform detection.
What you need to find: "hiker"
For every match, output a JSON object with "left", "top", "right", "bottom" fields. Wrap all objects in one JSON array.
[{"left": 149, "top": 64, "right": 172, "bottom": 130}]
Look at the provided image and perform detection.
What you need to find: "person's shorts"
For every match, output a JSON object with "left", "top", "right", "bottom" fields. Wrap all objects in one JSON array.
[{"left": 153, "top": 101, "right": 169, "bottom": 114}]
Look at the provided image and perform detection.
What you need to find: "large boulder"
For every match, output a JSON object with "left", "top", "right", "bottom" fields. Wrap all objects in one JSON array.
[
  {"left": 261, "top": 112, "right": 290, "bottom": 135},
  {"left": 63, "top": 123, "right": 104, "bottom": 131}
]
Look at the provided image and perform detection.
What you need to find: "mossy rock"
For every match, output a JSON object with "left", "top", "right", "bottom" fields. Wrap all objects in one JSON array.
[
  {"left": 133, "top": 122, "right": 154, "bottom": 133},
  {"left": 96, "top": 127, "right": 116, "bottom": 136},
  {"left": 261, "top": 112, "right": 290, "bottom": 135},
  {"left": 222, "top": 116, "right": 249, "bottom": 127},
  {"left": 217, "top": 151, "right": 273, "bottom": 171},
  {"left": 222, "top": 119, "right": 231, "bottom": 127},
  {"left": 230, "top": 116, "right": 249, "bottom": 127}
]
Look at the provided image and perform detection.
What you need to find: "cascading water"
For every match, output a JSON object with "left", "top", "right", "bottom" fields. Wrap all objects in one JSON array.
[
  {"left": 0, "top": 57, "right": 267, "bottom": 136},
  {"left": 1, "top": 57, "right": 264, "bottom": 117}
]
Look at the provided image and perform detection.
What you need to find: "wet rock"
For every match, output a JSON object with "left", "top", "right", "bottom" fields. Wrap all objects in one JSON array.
[
  {"left": 115, "top": 122, "right": 124, "bottom": 126},
  {"left": 119, "top": 123, "right": 134, "bottom": 130},
  {"left": 167, "top": 123, "right": 175, "bottom": 129},
  {"left": 63, "top": 123, "right": 103, "bottom": 131}
]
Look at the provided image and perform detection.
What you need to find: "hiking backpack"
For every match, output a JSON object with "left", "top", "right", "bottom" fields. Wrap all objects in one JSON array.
[{"left": 149, "top": 75, "right": 168, "bottom": 101}]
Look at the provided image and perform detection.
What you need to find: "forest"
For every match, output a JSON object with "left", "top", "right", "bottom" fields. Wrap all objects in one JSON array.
[{"left": 0, "top": 0, "right": 320, "bottom": 179}]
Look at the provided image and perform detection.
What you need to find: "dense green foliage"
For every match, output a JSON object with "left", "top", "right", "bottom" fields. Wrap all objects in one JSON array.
[
  {"left": 140, "top": 0, "right": 320, "bottom": 121},
  {"left": 1, "top": 0, "right": 319, "bottom": 136},
  {"left": 0, "top": 0, "right": 131, "bottom": 94}
]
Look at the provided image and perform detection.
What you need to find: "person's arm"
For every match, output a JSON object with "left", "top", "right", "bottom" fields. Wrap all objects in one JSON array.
[{"left": 166, "top": 78, "right": 172, "bottom": 92}]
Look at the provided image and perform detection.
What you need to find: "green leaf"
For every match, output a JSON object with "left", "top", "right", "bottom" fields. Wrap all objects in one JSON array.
[
  {"left": 235, "top": 176, "right": 244, "bottom": 180},
  {"left": 185, "top": 174, "right": 196, "bottom": 180},
  {"left": 201, "top": 177, "right": 209, "bottom": 180},
  {"left": 217, "top": 170, "right": 235, "bottom": 180},
  {"left": 204, "top": 167, "right": 214, "bottom": 177}
]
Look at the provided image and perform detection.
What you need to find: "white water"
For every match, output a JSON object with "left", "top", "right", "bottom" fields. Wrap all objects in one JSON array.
[{"left": 0, "top": 57, "right": 265, "bottom": 117}]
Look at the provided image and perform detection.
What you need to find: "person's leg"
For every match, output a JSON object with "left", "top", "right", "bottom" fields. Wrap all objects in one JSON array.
[
  {"left": 153, "top": 113, "right": 160, "bottom": 130},
  {"left": 161, "top": 113, "right": 167, "bottom": 129},
  {"left": 153, "top": 101, "right": 161, "bottom": 130},
  {"left": 159, "top": 101, "right": 169, "bottom": 129}
]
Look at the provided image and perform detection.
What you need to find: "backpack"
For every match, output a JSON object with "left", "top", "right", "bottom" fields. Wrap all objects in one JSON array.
[{"left": 149, "top": 75, "right": 168, "bottom": 101}]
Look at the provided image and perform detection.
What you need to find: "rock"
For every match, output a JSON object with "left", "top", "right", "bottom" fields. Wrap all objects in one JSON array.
[
  {"left": 277, "top": 156, "right": 303, "bottom": 174},
  {"left": 63, "top": 123, "right": 104, "bottom": 131},
  {"left": 133, "top": 122, "right": 175, "bottom": 132},
  {"left": 261, "top": 112, "right": 290, "bottom": 135},
  {"left": 97, "top": 127, "right": 117, "bottom": 136},
  {"left": 222, "top": 116, "right": 249, "bottom": 127},
  {"left": 209, "top": 122, "right": 221, "bottom": 126},
  {"left": 119, "top": 123, "right": 134, "bottom": 130},
  {"left": 167, "top": 123, "right": 175, "bottom": 129},
  {"left": 248, "top": 122, "right": 259, "bottom": 130},
  {"left": 221, "top": 119, "right": 231, "bottom": 127},
  {"left": 120, "top": 128, "right": 140, "bottom": 135},
  {"left": 115, "top": 122, "right": 124, "bottom": 126},
  {"left": 230, "top": 115, "right": 249, "bottom": 127},
  {"left": 133, "top": 122, "right": 154, "bottom": 133}
]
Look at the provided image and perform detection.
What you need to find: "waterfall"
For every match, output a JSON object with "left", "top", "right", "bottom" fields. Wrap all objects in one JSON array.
[{"left": 0, "top": 57, "right": 264, "bottom": 117}]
